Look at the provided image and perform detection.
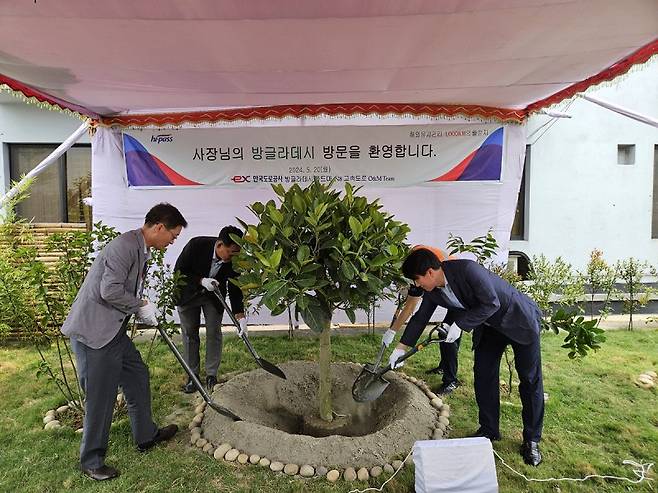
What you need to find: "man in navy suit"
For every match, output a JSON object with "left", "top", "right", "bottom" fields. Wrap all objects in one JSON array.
[
  {"left": 390, "top": 248, "right": 544, "bottom": 466},
  {"left": 174, "top": 226, "right": 246, "bottom": 392}
]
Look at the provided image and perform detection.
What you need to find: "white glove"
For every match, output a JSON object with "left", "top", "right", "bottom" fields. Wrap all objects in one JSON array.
[
  {"left": 201, "top": 277, "right": 219, "bottom": 292},
  {"left": 136, "top": 300, "right": 158, "bottom": 326},
  {"left": 389, "top": 348, "right": 406, "bottom": 369},
  {"left": 382, "top": 328, "right": 396, "bottom": 347},
  {"left": 445, "top": 322, "right": 462, "bottom": 343},
  {"left": 237, "top": 318, "right": 248, "bottom": 337}
]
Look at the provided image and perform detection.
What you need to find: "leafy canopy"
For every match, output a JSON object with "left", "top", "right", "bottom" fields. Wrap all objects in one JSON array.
[{"left": 233, "top": 181, "right": 410, "bottom": 332}]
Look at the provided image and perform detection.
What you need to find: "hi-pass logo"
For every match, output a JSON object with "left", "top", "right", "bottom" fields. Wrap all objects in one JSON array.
[
  {"left": 231, "top": 175, "right": 251, "bottom": 183},
  {"left": 150, "top": 134, "right": 173, "bottom": 143}
]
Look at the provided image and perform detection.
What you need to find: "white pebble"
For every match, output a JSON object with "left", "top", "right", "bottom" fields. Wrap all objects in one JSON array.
[
  {"left": 56, "top": 405, "right": 69, "bottom": 414},
  {"left": 316, "top": 466, "right": 328, "bottom": 476},
  {"left": 284, "top": 463, "right": 299, "bottom": 475},
  {"left": 440, "top": 409, "right": 450, "bottom": 417},
  {"left": 426, "top": 391, "right": 438, "bottom": 400},
  {"left": 195, "top": 438, "right": 207, "bottom": 448},
  {"left": 357, "top": 467, "right": 369, "bottom": 480},
  {"left": 438, "top": 415, "right": 449, "bottom": 426},
  {"left": 270, "top": 461, "right": 284, "bottom": 472},
  {"left": 259, "top": 457, "right": 271, "bottom": 467},
  {"left": 237, "top": 453, "right": 249, "bottom": 464},
  {"left": 44, "top": 420, "right": 61, "bottom": 430},
  {"left": 392, "top": 460, "right": 403, "bottom": 470},
  {"left": 202, "top": 443, "right": 213, "bottom": 453},
  {"left": 224, "top": 449, "right": 240, "bottom": 462},
  {"left": 344, "top": 467, "right": 357, "bottom": 481},
  {"left": 383, "top": 463, "right": 394, "bottom": 474},
  {"left": 189, "top": 432, "right": 201, "bottom": 445},
  {"left": 430, "top": 397, "right": 443, "bottom": 409},
  {"left": 43, "top": 415, "right": 56, "bottom": 425},
  {"left": 194, "top": 404, "right": 206, "bottom": 415},
  {"left": 370, "top": 465, "right": 383, "bottom": 477},
  {"left": 75, "top": 427, "right": 83, "bottom": 434},
  {"left": 46, "top": 409, "right": 56, "bottom": 417},
  {"left": 249, "top": 454, "right": 261, "bottom": 464},
  {"left": 326, "top": 469, "right": 340, "bottom": 482},
  {"left": 432, "top": 428, "right": 444, "bottom": 439},
  {"left": 300, "top": 465, "right": 314, "bottom": 477},
  {"left": 214, "top": 443, "right": 232, "bottom": 460}
]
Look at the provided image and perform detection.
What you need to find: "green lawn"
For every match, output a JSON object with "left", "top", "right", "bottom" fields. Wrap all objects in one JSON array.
[{"left": 1, "top": 329, "right": 656, "bottom": 492}]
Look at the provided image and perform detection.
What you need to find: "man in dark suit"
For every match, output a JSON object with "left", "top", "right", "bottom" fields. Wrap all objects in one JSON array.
[
  {"left": 62, "top": 203, "right": 187, "bottom": 481},
  {"left": 174, "top": 225, "right": 246, "bottom": 392},
  {"left": 390, "top": 249, "right": 544, "bottom": 466}
]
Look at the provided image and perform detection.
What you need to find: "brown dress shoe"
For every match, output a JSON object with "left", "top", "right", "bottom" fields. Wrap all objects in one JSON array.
[
  {"left": 81, "top": 464, "right": 120, "bottom": 481},
  {"left": 137, "top": 424, "right": 179, "bottom": 452}
]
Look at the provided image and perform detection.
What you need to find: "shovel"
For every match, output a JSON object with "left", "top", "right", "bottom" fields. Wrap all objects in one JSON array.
[
  {"left": 212, "top": 288, "right": 287, "bottom": 380},
  {"left": 156, "top": 325, "right": 242, "bottom": 421},
  {"left": 352, "top": 324, "right": 448, "bottom": 402}
]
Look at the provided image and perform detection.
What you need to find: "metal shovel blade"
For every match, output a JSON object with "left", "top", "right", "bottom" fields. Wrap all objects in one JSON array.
[{"left": 352, "top": 363, "right": 391, "bottom": 402}]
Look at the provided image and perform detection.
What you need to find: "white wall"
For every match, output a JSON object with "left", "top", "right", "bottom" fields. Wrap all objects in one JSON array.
[
  {"left": 511, "top": 62, "right": 658, "bottom": 270},
  {"left": 0, "top": 99, "right": 90, "bottom": 191}
]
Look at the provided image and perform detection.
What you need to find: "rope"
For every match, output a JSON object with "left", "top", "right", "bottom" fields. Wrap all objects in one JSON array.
[{"left": 493, "top": 450, "right": 654, "bottom": 485}]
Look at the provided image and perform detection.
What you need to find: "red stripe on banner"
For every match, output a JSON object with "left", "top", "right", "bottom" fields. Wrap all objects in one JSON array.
[
  {"left": 152, "top": 155, "right": 201, "bottom": 185},
  {"left": 431, "top": 151, "right": 475, "bottom": 182}
]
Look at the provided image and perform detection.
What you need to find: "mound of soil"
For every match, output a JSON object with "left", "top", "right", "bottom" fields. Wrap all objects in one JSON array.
[{"left": 202, "top": 361, "right": 439, "bottom": 468}]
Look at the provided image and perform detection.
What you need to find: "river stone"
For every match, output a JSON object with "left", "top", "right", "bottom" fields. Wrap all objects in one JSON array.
[
  {"left": 646, "top": 370, "right": 657, "bottom": 378},
  {"left": 440, "top": 409, "right": 450, "bottom": 417},
  {"left": 192, "top": 413, "right": 204, "bottom": 424},
  {"left": 43, "top": 414, "right": 56, "bottom": 424},
  {"left": 75, "top": 427, "right": 83, "bottom": 434},
  {"left": 426, "top": 391, "right": 438, "bottom": 400},
  {"left": 202, "top": 443, "right": 213, "bottom": 453},
  {"left": 407, "top": 376, "right": 418, "bottom": 384},
  {"left": 249, "top": 454, "right": 261, "bottom": 464},
  {"left": 370, "top": 465, "right": 383, "bottom": 477},
  {"left": 270, "top": 461, "right": 284, "bottom": 472},
  {"left": 436, "top": 421, "right": 447, "bottom": 432},
  {"left": 237, "top": 453, "right": 249, "bottom": 464},
  {"left": 44, "top": 420, "right": 61, "bottom": 430},
  {"left": 187, "top": 421, "right": 198, "bottom": 430},
  {"left": 300, "top": 465, "right": 314, "bottom": 477},
  {"left": 383, "top": 463, "right": 395, "bottom": 474},
  {"left": 46, "top": 409, "right": 56, "bottom": 417},
  {"left": 190, "top": 432, "right": 201, "bottom": 444},
  {"left": 258, "top": 457, "right": 271, "bottom": 467},
  {"left": 438, "top": 416, "right": 450, "bottom": 426},
  {"left": 224, "top": 449, "right": 240, "bottom": 462},
  {"left": 316, "top": 466, "right": 328, "bottom": 477},
  {"left": 357, "top": 467, "right": 369, "bottom": 481},
  {"left": 194, "top": 404, "right": 206, "bottom": 414},
  {"left": 195, "top": 438, "right": 208, "bottom": 448},
  {"left": 344, "top": 467, "right": 357, "bottom": 481},
  {"left": 441, "top": 403, "right": 450, "bottom": 412},
  {"left": 430, "top": 398, "right": 443, "bottom": 409},
  {"left": 284, "top": 463, "right": 299, "bottom": 475},
  {"left": 432, "top": 428, "right": 444, "bottom": 439},
  {"left": 392, "top": 460, "right": 403, "bottom": 470},
  {"left": 214, "top": 443, "right": 232, "bottom": 460},
  {"left": 326, "top": 470, "right": 340, "bottom": 482},
  {"left": 56, "top": 405, "right": 69, "bottom": 414}
]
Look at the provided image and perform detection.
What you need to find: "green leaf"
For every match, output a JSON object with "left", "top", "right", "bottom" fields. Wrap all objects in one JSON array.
[
  {"left": 269, "top": 249, "right": 283, "bottom": 269},
  {"left": 261, "top": 279, "right": 289, "bottom": 309},
  {"left": 299, "top": 298, "right": 332, "bottom": 333},
  {"left": 345, "top": 307, "right": 356, "bottom": 323},
  {"left": 270, "top": 208, "right": 284, "bottom": 224},
  {"left": 341, "top": 260, "right": 356, "bottom": 280},
  {"left": 296, "top": 245, "right": 310, "bottom": 263},
  {"left": 254, "top": 252, "right": 271, "bottom": 268},
  {"left": 348, "top": 216, "right": 362, "bottom": 237},
  {"left": 272, "top": 184, "right": 286, "bottom": 198}
]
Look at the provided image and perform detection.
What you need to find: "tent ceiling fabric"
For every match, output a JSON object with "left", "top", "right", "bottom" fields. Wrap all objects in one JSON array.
[{"left": 0, "top": 0, "right": 656, "bottom": 122}]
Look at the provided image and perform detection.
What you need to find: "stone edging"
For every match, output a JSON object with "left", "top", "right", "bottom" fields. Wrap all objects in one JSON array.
[{"left": 188, "top": 372, "right": 451, "bottom": 483}]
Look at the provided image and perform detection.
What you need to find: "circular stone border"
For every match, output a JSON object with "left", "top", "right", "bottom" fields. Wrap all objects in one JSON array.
[{"left": 186, "top": 365, "right": 452, "bottom": 484}]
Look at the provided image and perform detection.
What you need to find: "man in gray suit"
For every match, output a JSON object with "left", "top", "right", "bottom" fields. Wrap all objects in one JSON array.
[{"left": 62, "top": 203, "right": 187, "bottom": 481}]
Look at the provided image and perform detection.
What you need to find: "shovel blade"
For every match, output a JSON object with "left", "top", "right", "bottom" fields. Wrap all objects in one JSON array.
[
  {"left": 352, "top": 366, "right": 390, "bottom": 402},
  {"left": 256, "top": 357, "right": 287, "bottom": 379},
  {"left": 207, "top": 401, "right": 242, "bottom": 421}
]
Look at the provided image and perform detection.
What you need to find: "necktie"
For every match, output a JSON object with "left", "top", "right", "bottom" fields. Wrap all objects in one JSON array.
[{"left": 209, "top": 259, "right": 221, "bottom": 278}]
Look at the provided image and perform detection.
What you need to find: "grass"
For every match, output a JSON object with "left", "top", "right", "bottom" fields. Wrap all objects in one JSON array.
[{"left": 0, "top": 329, "right": 656, "bottom": 492}]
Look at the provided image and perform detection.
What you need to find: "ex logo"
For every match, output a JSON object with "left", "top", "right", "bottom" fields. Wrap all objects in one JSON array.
[{"left": 231, "top": 175, "right": 251, "bottom": 183}]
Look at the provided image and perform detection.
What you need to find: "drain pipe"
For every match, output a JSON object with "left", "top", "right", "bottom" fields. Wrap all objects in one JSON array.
[{"left": 0, "top": 120, "right": 90, "bottom": 207}]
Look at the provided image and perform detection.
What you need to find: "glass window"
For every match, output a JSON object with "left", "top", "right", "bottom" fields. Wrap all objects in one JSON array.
[
  {"left": 511, "top": 145, "right": 530, "bottom": 240},
  {"left": 8, "top": 144, "right": 91, "bottom": 223},
  {"left": 617, "top": 144, "right": 635, "bottom": 165}
]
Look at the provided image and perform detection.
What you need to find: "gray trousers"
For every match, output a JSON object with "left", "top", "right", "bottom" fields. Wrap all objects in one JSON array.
[
  {"left": 177, "top": 298, "right": 223, "bottom": 377},
  {"left": 71, "top": 329, "right": 158, "bottom": 469}
]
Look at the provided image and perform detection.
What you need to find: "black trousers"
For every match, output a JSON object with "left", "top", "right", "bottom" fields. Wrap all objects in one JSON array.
[
  {"left": 438, "top": 335, "right": 461, "bottom": 384},
  {"left": 473, "top": 328, "right": 544, "bottom": 442}
]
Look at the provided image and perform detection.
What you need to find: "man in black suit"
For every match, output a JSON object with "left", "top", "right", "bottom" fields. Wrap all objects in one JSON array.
[
  {"left": 174, "top": 226, "right": 246, "bottom": 392},
  {"left": 390, "top": 249, "right": 544, "bottom": 466}
]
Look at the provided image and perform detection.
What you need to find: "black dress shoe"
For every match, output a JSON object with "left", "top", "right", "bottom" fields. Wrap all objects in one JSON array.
[
  {"left": 468, "top": 428, "right": 501, "bottom": 441},
  {"left": 81, "top": 464, "right": 120, "bottom": 481},
  {"left": 206, "top": 375, "right": 217, "bottom": 391},
  {"left": 181, "top": 375, "right": 199, "bottom": 394},
  {"left": 435, "top": 380, "right": 460, "bottom": 395},
  {"left": 520, "top": 441, "right": 542, "bottom": 466},
  {"left": 137, "top": 424, "right": 179, "bottom": 452},
  {"left": 425, "top": 365, "right": 444, "bottom": 375}
]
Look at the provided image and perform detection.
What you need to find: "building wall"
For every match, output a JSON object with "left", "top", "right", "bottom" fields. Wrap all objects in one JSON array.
[
  {"left": 0, "top": 99, "right": 90, "bottom": 190},
  {"left": 511, "top": 62, "right": 658, "bottom": 270}
]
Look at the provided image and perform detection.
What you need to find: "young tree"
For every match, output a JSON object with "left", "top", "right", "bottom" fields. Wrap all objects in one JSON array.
[{"left": 233, "top": 181, "right": 410, "bottom": 422}]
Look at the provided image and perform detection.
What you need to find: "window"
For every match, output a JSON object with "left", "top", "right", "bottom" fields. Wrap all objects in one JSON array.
[
  {"left": 511, "top": 145, "right": 530, "bottom": 240},
  {"left": 617, "top": 144, "right": 635, "bottom": 165},
  {"left": 9, "top": 144, "right": 91, "bottom": 223},
  {"left": 651, "top": 144, "right": 658, "bottom": 238}
]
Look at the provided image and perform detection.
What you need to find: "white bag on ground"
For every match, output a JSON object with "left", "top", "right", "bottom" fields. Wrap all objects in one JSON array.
[{"left": 414, "top": 437, "right": 498, "bottom": 493}]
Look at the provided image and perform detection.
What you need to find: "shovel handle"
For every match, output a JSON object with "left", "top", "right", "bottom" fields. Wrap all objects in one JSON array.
[{"left": 386, "top": 323, "right": 449, "bottom": 372}]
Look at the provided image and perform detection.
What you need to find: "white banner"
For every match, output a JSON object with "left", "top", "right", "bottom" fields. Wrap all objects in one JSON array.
[{"left": 123, "top": 124, "right": 504, "bottom": 188}]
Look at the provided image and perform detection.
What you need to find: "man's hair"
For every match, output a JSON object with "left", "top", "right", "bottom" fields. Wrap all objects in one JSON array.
[
  {"left": 217, "top": 225, "right": 243, "bottom": 247},
  {"left": 144, "top": 203, "right": 188, "bottom": 229},
  {"left": 402, "top": 248, "right": 442, "bottom": 279}
]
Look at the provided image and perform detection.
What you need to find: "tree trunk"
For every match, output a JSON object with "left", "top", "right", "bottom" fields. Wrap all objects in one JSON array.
[{"left": 318, "top": 322, "right": 333, "bottom": 422}]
